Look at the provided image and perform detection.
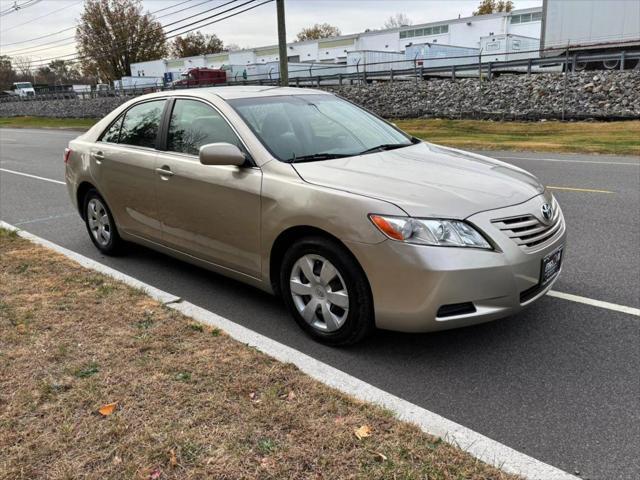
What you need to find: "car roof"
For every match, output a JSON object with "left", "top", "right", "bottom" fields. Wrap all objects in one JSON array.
[
  {"left": 206, "top": 86, "right": 331, "bottom": 99},
  {"left": 139, "top": 86, "right": 332, "bottom": 101}
]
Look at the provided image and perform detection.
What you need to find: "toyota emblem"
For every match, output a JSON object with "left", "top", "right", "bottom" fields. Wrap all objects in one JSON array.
[{"left": 541, "top": 203, "right": 553, "bottom": 223}]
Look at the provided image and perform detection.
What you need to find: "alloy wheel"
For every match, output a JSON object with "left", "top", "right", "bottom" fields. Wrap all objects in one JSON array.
[
  {"left": 289, "top": 254, "right": 349, "bottom": 332},
  {"left": 87, "top": 198, "right": 111, "bottom": 247}
]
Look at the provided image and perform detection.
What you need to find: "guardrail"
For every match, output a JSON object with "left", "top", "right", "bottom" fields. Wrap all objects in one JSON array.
[{"left": 1, "top": 48, "right": 638, "bottom": 103}]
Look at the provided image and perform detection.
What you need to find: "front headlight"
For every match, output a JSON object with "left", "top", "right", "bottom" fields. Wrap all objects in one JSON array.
[{"left": 369, "top": 214, "right": 492, "bottom": 249}]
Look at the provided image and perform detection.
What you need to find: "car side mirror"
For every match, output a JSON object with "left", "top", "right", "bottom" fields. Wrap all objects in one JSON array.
[{"left": 199, "top": 142, "right": 246, "bottom": 166}]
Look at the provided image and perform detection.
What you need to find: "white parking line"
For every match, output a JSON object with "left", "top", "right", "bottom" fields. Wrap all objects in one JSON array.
[
  {"left": 14, "top": 212, "right": 78, "bottom": 226},
  {"left": 0, "top": 220, "right": 578, "bottom": 480},
  {"left": 548, "top": 291, "right": 640, "bottom": 317},
  {"left": 494, "top": 156, "right": 640, "bottom": 166},
  {"left": 0, "top": 168, "right": 65, "bottom": 185},
  {"left": 2, "top": 167, "right": 639, "bottom": 319}
]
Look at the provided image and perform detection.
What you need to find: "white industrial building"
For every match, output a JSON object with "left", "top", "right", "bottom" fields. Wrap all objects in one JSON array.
[{"left": 130, "top": 7, "right": 542, "bottom": 81}]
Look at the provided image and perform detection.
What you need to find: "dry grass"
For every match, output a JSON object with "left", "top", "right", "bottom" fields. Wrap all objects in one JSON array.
[
  {"left": 395, "top": 119, "right": 640, "bottom": 156},
  {"left": 0, "top": 230, "right": 519, "bottom": 480},
  {"left": 0, "top": 116, "right": 97, "bottom": 130}
]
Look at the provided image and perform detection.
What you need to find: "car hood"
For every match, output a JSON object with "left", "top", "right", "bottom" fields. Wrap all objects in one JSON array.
[{"left": 292, "top": 142, "right": 544, "bottom": 219}]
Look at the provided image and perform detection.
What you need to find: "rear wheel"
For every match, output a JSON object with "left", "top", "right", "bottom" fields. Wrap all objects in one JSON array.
[
  {"left": 83, "top": 189, "right": 123, "bottom": 255},
  {"left": 280, "top": 237, "right": 374, "bottom": 346}
]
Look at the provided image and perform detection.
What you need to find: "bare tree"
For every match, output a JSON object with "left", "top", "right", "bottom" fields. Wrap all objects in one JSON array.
[
  {"left": 296, "top": 23, "right": 341, "bottom": 42},
  {"left": 224, "top": 42, "right": 242, "bottom": 52},
  {"left": 76, "top": 0, "right": 167, "bottom": 81},
  {"left": 0, "top": 55, "right": 17, "bottom": 89},
  {"left": 384, "top": 13, "right": 412, "bottom": 29},
  {"left": 12, "top": 56, "right": 33, "bottom": 77}
]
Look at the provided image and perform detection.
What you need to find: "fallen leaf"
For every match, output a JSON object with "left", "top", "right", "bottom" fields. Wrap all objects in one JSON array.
[
  {"left": 112, "top": 455, "right": 122, "bottom": 465},
  {"left": 168, "top": 449, "right": 177, "bottom": 468},
  {"left": 260, "top": 456, "right": 276, "bottom": 469},
  {"left": 354, "top": 425, "right": 372, "bottom": 440},
  {"left": 279, "top": 391, "right": 296, "bottom": 401},
  {"left": 371, "top": 451, "right": 387, "bottom": 462},
  {"left": 98, "top": 402, "right": 118, "bottom": 416},
  {"left": 249, "top": 392, "right": 261, "bottom": 403},
  {"left": 16, "top": 324, "right": 27, "bottom": 334}
]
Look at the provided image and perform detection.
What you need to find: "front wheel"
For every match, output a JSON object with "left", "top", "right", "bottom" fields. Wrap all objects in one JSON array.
[
  {"left": 280, "top": 237, "right": 374, "bottom": 346},
  {"left": 83, "top": 189, "right": 123, "bottom": 255}
]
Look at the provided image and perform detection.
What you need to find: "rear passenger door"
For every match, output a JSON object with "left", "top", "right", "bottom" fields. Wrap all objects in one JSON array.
[
  {"left": 155, "top": 98, "right": 262, "bottom": 277},
  {"left": 92, "top": 99, "right": 166, "bottom": 241}
]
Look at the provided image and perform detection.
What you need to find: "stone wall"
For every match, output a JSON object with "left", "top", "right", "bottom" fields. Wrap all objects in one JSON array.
[
  {"left": 0, "top": 71, "right": 638, "bottom": 121},
  {"left": 324, "top": 71, "right": 640, "bottom": 120},
  {"left": 0, "top": 96, "right": 129, "bottom": 119}
]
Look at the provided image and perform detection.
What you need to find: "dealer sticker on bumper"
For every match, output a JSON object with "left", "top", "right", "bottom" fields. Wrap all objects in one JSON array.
[{"left": 541, "top": 247, "right": 563, "bottom": 285}]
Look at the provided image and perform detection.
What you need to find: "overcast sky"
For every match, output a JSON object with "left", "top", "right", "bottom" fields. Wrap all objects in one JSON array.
[{"left": 0, "top": 0, "right": 542, "bottom": 65}]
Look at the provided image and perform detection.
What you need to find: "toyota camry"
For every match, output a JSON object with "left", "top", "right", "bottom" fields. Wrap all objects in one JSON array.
[{"left": 64, "top": 87, "right": 566, "bottom": 345}]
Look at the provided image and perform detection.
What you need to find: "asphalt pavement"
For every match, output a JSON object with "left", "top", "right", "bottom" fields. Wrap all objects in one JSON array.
[{"left": 1, "top": 127, "right": 639, "bottom": 479}]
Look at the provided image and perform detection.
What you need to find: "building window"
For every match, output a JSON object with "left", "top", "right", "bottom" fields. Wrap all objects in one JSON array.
[
  {"left": 400, "top": 24, "right": 448, "bottom": 39},
  {"left": 510, "top": 12, "right": 540, "bottom": 24}
]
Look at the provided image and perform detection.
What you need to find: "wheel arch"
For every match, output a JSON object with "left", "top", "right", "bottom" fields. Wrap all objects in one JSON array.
[
  {"left": 268, "top": 225, "right": 370, "bottom": 297},
  {"left": 76, "top": 181, "right": 96, "bottom": 219}
]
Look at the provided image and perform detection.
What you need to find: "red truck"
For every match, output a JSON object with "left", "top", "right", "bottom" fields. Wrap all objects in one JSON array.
[{"left": 172, "top": 68, "right": 227, "bottom": 87}]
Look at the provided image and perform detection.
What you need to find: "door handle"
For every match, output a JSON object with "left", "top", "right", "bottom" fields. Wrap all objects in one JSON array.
[
  {"left": 155, "top": 166, "right": 174, "bottom": 178},
  {"left": 91, "top": 151, "right": 105, "bottom": 164}
]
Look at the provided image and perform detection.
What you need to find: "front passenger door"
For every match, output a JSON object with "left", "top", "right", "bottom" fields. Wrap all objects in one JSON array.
[{"left": 155, "top": 98, "right": 262, "bottom": 277}]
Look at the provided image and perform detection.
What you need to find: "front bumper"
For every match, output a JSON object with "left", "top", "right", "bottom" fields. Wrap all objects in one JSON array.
[{"left": 346, "top": 194, "right": 566, "bottom": 332}]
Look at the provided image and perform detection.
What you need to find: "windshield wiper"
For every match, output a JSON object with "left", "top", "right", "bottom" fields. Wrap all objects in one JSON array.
[
  {"left": 288, "top": 153, "right": 352, "bottom": 163},
  {"left": 357, "top": 143, "right": 412, "bottom": 155}
]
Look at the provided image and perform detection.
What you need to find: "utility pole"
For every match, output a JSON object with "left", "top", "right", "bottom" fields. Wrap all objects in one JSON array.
[{"left": 276, "top": 0, "right": 288, "bottom": 86}]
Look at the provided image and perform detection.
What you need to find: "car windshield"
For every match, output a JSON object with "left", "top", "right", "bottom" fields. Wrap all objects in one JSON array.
[
  {"left": 228, "top": 94, "right": 413, "bottom": 162},
  {"left": 15, "top": 83, "right": 33, "bottom": 89}
]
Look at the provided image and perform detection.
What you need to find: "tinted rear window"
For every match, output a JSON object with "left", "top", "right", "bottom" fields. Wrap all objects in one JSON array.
[{"left": 118, "top": 100, "right": 166, "bottom": 148}]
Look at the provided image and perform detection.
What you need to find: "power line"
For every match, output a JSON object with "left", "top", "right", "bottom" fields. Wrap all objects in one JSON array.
[
  {"left": 27, "top": 0, "right": 274, "bottom": 70},
  {"left": 1, "top": 0, "right": 82, "bottom": 32},
  {"left": 8, "top": 0, "right": 243, "bottom": 60},
  {"left": 0, "top": 0, "right": 42, "bottom": 17},
  {"left": 0, "top": 0, "right": 209, "bottom": 49}
]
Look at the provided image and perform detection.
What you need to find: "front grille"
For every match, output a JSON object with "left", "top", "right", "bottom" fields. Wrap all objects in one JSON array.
[{"left": 491, "top": 202, "right": 563, "bottom": 250}]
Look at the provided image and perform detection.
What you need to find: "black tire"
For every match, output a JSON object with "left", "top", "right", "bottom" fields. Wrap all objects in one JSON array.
[
  {"left": 83, "top": 188, "right": 124, "bottom": 255},
  {"left": 280, "top": 236, "right": 374, "bottom": 346}
]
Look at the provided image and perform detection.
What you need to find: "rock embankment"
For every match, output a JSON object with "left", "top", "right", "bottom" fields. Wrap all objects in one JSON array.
[
  {"left": 1, "top": 71, "right": 638, "bottom": 120},
  {"left": 324, "top": 71, "right": 640, "bottom": 120}
]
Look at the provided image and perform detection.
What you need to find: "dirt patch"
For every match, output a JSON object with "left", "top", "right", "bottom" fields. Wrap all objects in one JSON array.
[{"left": 0, "top": 230, "right": 519, "bottom": 479}]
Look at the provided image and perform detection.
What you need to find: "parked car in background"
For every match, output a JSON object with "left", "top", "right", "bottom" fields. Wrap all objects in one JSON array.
[{"left": 64, "top": 87, "right": 566, "bottom": 345}]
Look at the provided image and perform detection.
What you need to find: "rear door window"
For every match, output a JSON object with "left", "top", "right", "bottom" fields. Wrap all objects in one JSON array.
[
  {"left": 167, "top": 99, "right": 240, "bottom": 155},
  {"left": 118, "top": 100, "right": 166, "bottom": 149}
]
